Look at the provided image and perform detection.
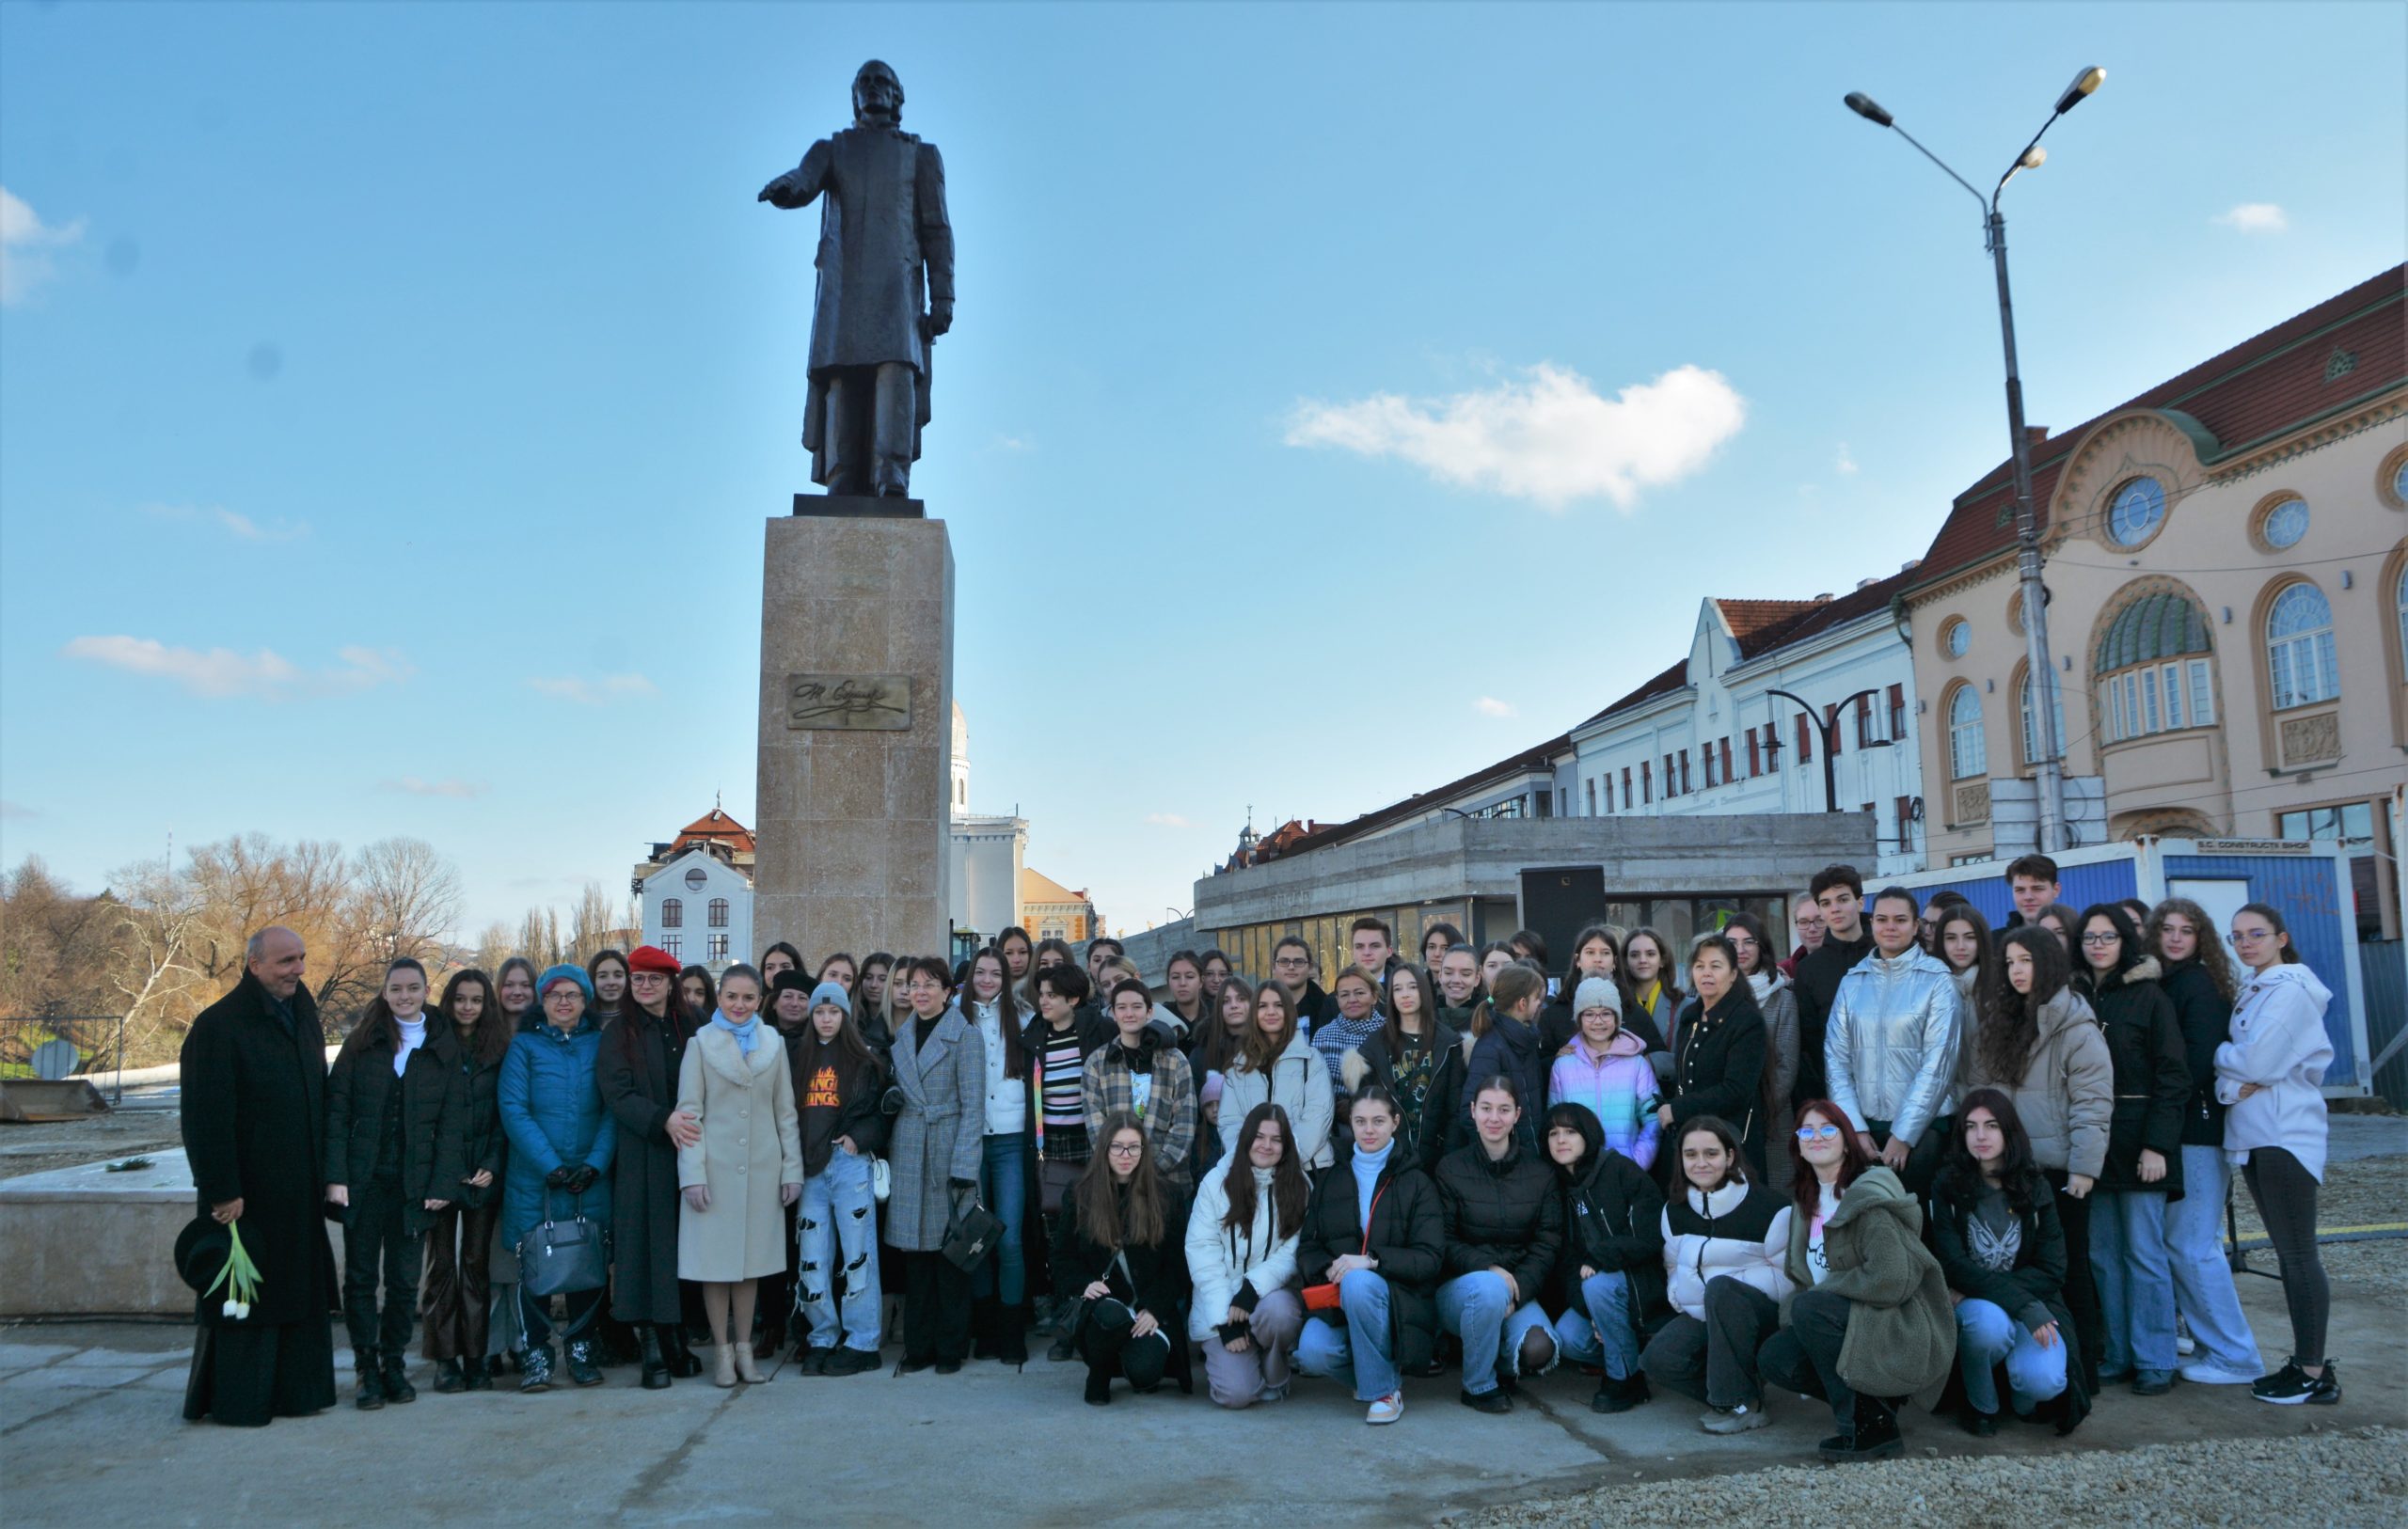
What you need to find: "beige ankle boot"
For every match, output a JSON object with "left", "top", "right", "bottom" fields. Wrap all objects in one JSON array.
[
  {"left": 733, "top": 1341, "right": 765, "bottom": 1383},
  {"left": 713, "top": 1343, "right": 737, "bottom": 1388}
]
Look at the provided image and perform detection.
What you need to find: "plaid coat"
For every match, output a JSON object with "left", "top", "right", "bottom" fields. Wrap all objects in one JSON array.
[
  {"left": 883, "top": 1006, "right": 986, "bottom": 1252},
  {"left": 1081, "top": 1031, "right": 1196, "bottom": 1190}
]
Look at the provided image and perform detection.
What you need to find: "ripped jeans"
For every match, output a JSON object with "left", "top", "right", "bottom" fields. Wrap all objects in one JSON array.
[{"left": 798, "top": 1147, "right": 881, "bottom": 1352}]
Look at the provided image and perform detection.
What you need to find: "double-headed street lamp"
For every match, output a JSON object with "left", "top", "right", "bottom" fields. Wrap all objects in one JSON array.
[
  {"left": 1765, "top": 686, "right": 1892, "bottom": 816},
  {"left": 1843, "top": 67, "right": 2104, "bottom": 855}
]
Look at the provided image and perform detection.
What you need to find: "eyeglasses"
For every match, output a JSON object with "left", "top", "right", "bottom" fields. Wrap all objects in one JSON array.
[
  {"left": 1796, "top": 1123, "right": 1844, "bottom": 1142},
  {"left": 1274, "top": 956, "right": 1309, "bottom": 968},
  {"left": 2080, "top": 933, "right": 2119, "bottom": 946},
  {"left": 1105, "top": 1141, "right": 1144, "bottom": 1157},
  {"left": 2228, "top": 929, "right": 2275, "bottom": 946}
]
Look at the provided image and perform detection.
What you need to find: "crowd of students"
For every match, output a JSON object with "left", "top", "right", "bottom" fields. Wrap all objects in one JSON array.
[{"left": 320, "top": 855, "right": 2340, "bottom": 1457}]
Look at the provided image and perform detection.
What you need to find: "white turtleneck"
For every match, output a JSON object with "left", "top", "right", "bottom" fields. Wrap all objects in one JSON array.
[{"left": 394, "top": 1014, "right": 427, "bottom": 1076}]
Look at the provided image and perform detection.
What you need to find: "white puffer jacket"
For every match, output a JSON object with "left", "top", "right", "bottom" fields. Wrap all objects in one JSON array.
[
  {"left": 1660, "top": 1177, "right": 1795, "bottom": 1320},
  {"left": 2217, "top": 961, "right": 2334, "bottom": 1181},
  {"left": 1184, "top": 1157, "right": 1304, "bottom": 1341}
]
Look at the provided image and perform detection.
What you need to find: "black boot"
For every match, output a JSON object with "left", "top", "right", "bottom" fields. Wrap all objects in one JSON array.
[
  {"left": 995, "top": 1302, "right": 1030, "bottom": 1366},
  {"left": 519, "top": 1346, "right": 554, "bottom": 1393},
  {"left": 1819, "top": 1392, "right": 1903, "bottom": 1461},
  {"left": 1084, "top": 1366, "right": 1113, "bottom": 1406},
  {"left": 463, "top": 1356, "right": 492, "bottom": 1393},
  {"left": 353, "top": 1359, "right": 387, "bottom": 1411},
  {"left": 971, "top": 1298, "right": 1001, "bottom": 1361},
  {"left": 638, "top": 1324, "right": 672, "bottom": 1391},
  {"left": 660, "top": 1326, "right": 705, "bottom": 1379},
  {"left": 565, "top": 1337, "right": 603, "bottom": 1388},
  {"left": 434, "top": 1357, "right": 467, "bottom": 1395},
  {"left": 381, "top": 1350, "right": 417, "bottom": 1404},
  {"left": 1592, "top": 1371, "right": 1650, "bottom": 1414}
]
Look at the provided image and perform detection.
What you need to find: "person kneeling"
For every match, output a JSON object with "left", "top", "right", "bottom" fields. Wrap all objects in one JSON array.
[
  {"left": 1292, "top": 1087, "right": 1446, "bottom": 1425},
  {"left": 1187, "top": 1103, "right": 1309, "bottom": 1408},
  {"left": 1929, "top": 1088, "right": 2087, "bottom": 1434},
  {"left": 1434, "top": 1076, "right": 1564, "bottom": 1413},
  {"left": 1055, "top": 1114, "right": 1191, "bottom": 1405},
  {"left": 1756, "top": 1099, "right": 1955, "bottom": 1460},
  {"left": 1638, "top": 1116, "right": 1793, "bottom": 1432},
  {"left": 1542, "top": 1102, "right": 1668, "bottom": 1414}
]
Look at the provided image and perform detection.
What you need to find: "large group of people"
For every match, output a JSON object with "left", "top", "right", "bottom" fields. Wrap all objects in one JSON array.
[{"left": 177, "top": 854, "right": 2341, "bottom": 1456}]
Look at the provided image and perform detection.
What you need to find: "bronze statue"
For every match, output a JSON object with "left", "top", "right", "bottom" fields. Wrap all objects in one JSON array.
[{"left": 758, "top": 60, "right": 956, "bottom": 499}]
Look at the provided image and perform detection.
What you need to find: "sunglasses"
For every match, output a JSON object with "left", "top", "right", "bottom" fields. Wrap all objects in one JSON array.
[{"left": 1796, "top": 1123, "right": 1844, "bottom": 1142}]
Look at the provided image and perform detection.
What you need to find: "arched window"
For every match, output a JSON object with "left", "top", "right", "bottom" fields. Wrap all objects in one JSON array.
[
  {"left": 2396, "top": 563, "right": 2406, "bottom": 671},
  {"left": 2095, "top": 590, "right": 2216, "bottom": 744},
  {"left": 2266, "top": 583, "right": 2339, "bottom": 709},
  {"left": 660, "top": 897, "right": 683, "bottom": 928},
  {"left": 707, "top": 898, "right": 730, "bottom": 928},
  {"left": 1948, "top": 686, "right": 1986, "bottom": 780},
  {"left": 2019, "top": 670, "right": 2067, "bottom": 766}
]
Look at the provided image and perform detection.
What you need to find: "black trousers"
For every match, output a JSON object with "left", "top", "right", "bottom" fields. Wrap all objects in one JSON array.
[
  {"left": 1757, "top": 1286, "right": 1861, "bottom": 1426},
  {"left": 1081, "top": 1299, "right": 1172, "bottom": 1391},
  {"left": 1640, "top": 1276, "right": 1780, "bottom": 1410},
  {"left": 341, "top": 1175, "right": 422, "bottom": 1363},
  {"left": 900, "top": 1251, "right": 972, "bottom": 1364},
  {"left": 1866, "top": 1116, "right": 1949, "bottom": 1199},
  {"left": 2044, "top": 1168, "right": 2102, "bottom": 1385}
]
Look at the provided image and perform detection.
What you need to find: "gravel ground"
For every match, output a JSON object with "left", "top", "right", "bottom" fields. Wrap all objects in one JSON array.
[
  {"left": 1452, "top": 1426, "right": 2408, "bottom": 1527},
  {"left": 2227, "top": 1148, "right": 2408, "bottom": 1295}
]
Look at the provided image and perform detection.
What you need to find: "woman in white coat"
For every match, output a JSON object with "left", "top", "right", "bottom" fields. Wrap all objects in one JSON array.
[
  {"left": 1219, "top": 982, "right": 1335, "bottom": 1172},
  {"left": 675, "top": 965, "right": 803, "bottom": 1387},
  {"left": 1187, "top": 1102, "right": 1310, "bottom": 1408},
  {"left": 2218, "top": 902, "right": 2337, "bottom": 1407}
]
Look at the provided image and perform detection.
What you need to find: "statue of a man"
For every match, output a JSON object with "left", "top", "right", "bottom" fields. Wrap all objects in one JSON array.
[{"left": 757, "top": 60, "right": 956, "bottom": 498}]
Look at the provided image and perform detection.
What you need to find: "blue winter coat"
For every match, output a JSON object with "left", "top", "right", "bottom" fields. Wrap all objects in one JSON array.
[{"left": 499, "top": 1015, "right": 617, "bottom": 1246}]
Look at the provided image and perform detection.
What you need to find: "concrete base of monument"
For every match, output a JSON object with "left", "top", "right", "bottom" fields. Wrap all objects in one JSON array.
[
  {"left": 754, "top": 512, "right": 954, "bottom": 960},
  {"left": 792, "top": 491, "right": 924, "bottom": 518},
  {"left": 0, "top": 1149, "right": 349, "bottom": 1318}
]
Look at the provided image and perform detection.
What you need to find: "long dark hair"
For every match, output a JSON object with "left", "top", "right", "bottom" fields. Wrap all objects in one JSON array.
[
  {"left": 1722, "top": 913, "right": 1775, "bottom": 979},
  {"left": 438, "top": 968, "right": 512, "bottom": 1066},
  {"left": 1625, "top": 926, "right": 1682, "bottom": 1013},
  {"left": 677, "top": 965, "right": 717, "bottom": 1025},
  {"left": 1195, "top": 974, "right": 1255, "bottom": 1077},
  {"left": 1377, "top": 962, "right": 1438, "bottom": 1058},
  {"left": 341, "top": 956, "right": 431, "bottom": 1059},
  {"left": 586, "top": 948, "right": 629, "bottom": 1009},
  {"left": 1979, "top": 926, "right": 2071, "bottom": 1084},
  {"left": 968, "top": 946, "right": 1025, "bottom": 1079},
  {"left": 1240, "top": 980, "right": 1298, "bottom": 1072},
  {"left": 1074, "top": 1111, "right": 1169, "bottom": 1249},
  {"left": 1935, "top": 903, "right": 2001, "bottom": 1017},
  {"left": 759, "top": 941, "right": 807, "bottom": 983},
  {"left": 1568, "top": 922, "right": 1636, "bottom": 1014},
  {"left": 1164, "top": 949, "right": 1208, "bottom": 1027},
  {"left": 1788, "top": 1097, "right": 1878, "bottom": 1211},
  {"left": 2071, "top": 903, "right": 2146, "bottom": 996},
  {"left": 1220, "top": 1103, "right": 1310, "bottom": 1242},
  {"left": 495, "top": 956, "right": 539, "bottom": 1017},
  {"left": 1936, "top": 1086, "right": 2047, "bottom": 1217}
]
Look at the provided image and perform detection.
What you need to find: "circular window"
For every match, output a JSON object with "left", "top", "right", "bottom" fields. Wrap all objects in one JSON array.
[
  {"left": 2108, "top": 478, "right": 2166, "bottom": 546},
  {"left": 684, "top": 867, "right": 708, "bottom": 891},
  {"left": 2257, "top": 497, "right": 2309, "bottom": 551},
  {"left": 2384, "top": 446, "right": 2408, "bottom": 510},
  {"left": 1941, "top": 619, "right": 1970, "bottom": 658}
]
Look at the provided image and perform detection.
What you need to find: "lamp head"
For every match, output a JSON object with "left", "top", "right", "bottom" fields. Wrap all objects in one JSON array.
[
  {"left": 2019, "top": 146, "right": 2047, "bottom": 170},
  {"left": 1844, "top": 91, "right": 1894, "bottom": 127},
  {"left": 2054, "top": 66, "right": 2105, "bottom": 115}
]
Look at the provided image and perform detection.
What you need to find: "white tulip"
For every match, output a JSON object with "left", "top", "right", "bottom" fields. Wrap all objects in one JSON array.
[{"left": 222, "top": 1300, "right": 240, "bottom": 1318}]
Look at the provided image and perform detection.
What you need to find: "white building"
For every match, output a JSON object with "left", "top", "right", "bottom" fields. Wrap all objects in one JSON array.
[
  {"left": 948, "top": 700, "right": 1031, "bottom": 943},
  {"left": 635, "top": 805, "right": 759, "bottom": 971},
  {"left": 1565, "top": 569, "right": 1929, "bottom": 878}
]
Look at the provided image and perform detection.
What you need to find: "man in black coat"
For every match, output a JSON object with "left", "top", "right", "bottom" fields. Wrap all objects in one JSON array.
[
  {"left": 1791, "top": 866, "right": 1874, "bottom": 1109},
  {"left": 180, "top": 925, "right": 340, "bottom": 1426}
]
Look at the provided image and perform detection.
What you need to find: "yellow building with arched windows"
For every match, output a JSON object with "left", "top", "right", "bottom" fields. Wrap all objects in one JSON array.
[{"left": 1904, "top": 264, "right": 2406, "bottom": 938}]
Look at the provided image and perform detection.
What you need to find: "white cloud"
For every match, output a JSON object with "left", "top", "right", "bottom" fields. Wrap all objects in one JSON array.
[
  {"left": 379, "top": 776, "right": 485, "bottom": 799},
  {"left": 2213, "top": 202, "right": 2288, "bottom": 234},
  {"left": 1473, "top": 696, "right": 1517, "bottom": 717},
  {"left": 0, "top": 800, "right": 35, "bottom": 821},
  {"left": 527, "top": 672, "right": 658, "bottom": 705},
  {"left": 60, "top": 636, "right": 412, "bottom": 700},
  {"left": 1, "top": 186, "right": 86, "bottom": 305},
  {"left": 1835, "top": 444, "right": 1859, "bottom": 476},
  {"left": 1286, "top": 362, "right": 1746, "bottom": 511},
  {"left": 141, "top": 502, "right": 310, "bottom": 542},
  {"left": 1144, "top": 812, "right": 1191, "bottom": 828},
  {"left": 993, "top": 433, "right": 1035, "bottom": 452}
]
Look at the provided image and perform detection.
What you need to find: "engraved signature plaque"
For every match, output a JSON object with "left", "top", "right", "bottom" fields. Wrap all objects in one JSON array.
[{"left": 786, "top": 673, "right": 913, "bottom": 731}]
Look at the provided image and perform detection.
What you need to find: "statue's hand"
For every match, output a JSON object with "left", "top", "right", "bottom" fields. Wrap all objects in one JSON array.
[
  {"left": 926, "top": 301, "right": 954, "bottom": 339},
  {"left": 757, "top": 174, "right": 795, "bottom": 206}
]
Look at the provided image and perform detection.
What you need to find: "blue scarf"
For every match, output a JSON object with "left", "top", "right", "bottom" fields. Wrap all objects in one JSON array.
[
  {"left": 708, "top": 1009, "right": 762, "bottom": 1056},
  {"left": 1352, "top": 1138, "right": 1393, "bottom": 1227}
]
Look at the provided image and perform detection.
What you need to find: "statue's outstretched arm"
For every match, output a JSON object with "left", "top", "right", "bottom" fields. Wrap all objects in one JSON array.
[{"left": 758, "top": 139, "right": 834, "bottom": 208}]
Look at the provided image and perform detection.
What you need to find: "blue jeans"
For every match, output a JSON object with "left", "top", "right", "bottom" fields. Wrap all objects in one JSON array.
[
  {"left": 1293, "top": 1268, "right": 1400, "bottom": 1401},
  {"left": 798, "top": 1149, "right": 881, "bottom": 1352},
  {"left": 973, "top": 1131, "right": 1028, "bottom": 1305},
  {"left": 2166, "top": 1144, "right": 2260, "bottom": 1375},
  {"left": 1436, "top": 1270, "right": 1554, "bottom": 1395},
  {"left": 2090, "top": 1189, "right": 2177, "bottom": 1375},
  {"left": 1549, "top": 1269, "right": 1641, "bottom": 1380},
  {"left": 1955, "top": 1298, "right": 2067, "bottom": 1414}
]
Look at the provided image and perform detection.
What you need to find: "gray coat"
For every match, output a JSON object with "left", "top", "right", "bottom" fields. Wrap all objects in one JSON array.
[
  {"left": 1966, "top": 987, "right": 2114, "bottom": 1180},
  {"left": 882, "top": 1006, "right": 985, "bottom": 1252}
]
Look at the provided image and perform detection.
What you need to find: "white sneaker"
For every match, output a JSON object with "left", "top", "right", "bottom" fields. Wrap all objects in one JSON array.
[
  {"left": 1367, "top": 1393, "right": 1404, "bottom": 1425},
  {"left": 2178, "top": 1362, "right": 2259, "bottom": 1385}
]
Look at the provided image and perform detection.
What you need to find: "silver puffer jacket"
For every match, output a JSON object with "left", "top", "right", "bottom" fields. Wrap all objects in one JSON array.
[{"left": 1823, "top": 945, "right": 1963, "bottom": 1146}]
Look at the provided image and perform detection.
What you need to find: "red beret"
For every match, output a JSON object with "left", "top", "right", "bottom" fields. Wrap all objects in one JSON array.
[{"left": 627, "top": 945, "right": 682, "bottom": 976}]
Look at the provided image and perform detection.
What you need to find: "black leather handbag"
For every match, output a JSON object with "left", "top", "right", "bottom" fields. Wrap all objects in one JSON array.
[
  {"left": 519, "top": 1188, "right": 611, "bottom": 1298},
  {"left": 940, "top": 1192, "right": 1004, "bottom": 1273}
]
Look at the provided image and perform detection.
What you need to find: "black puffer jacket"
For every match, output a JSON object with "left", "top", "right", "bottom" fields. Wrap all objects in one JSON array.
[
  {"left": 1296, "top": 1145, "right": 1448, "bottom": 1372},
  {"left": 2156, "top": 957, "right": 2233, "bottom": 1149},
  {"left": 1434, "top": 1137, "right": 1564, "bottom": 1300},
  {"left": 1793, "top": 929, "right": 1873, "bottom": 1105},
  {"left": 1547, "top": 1107, "right": 1670, "bottom": 1329},
  {"left": 325, "top": 1019, "right": 456, "bottom": 1232},
  {"left": 2078, "top": 957, "right": 2190, "bottom": 1199},
  {"left": 1926, "top": 1174, "right": 2092, "bottom": 1434},
  {"left": 427, "top": 1023, "right": 506, "bottom": 1209},
  {"left": 1668, "top": 987, "right": 1770, "bottom": 1175}
]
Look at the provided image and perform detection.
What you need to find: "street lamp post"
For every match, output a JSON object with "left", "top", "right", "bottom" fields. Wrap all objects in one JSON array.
[
  {"left": 1843, "top": 67, "right": 2102, "bottom": 856},
  {"left": 1765, "top": 686, "right": 1888, "bottom": 814}
]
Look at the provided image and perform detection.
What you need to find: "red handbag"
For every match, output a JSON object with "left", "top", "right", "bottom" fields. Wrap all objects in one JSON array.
[{"left": 1301, "top": 1179, "right": 1388, "bottom": 1312}]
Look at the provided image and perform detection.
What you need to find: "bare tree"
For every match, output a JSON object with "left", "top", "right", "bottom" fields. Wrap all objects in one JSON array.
[
  {"left": 569, "top": 880, "right": 621, "bottom": 962},
  {"left": 471, "top": 920, "right": 516, "bottom": 975},
  {"left": 0, "top": 857, "right": 122, "bottom": 1019},
  {"left": 104, "top": 853, "right": 213, "bottom": 1053},
  {"left": 322, "top": 837, "right": 465, "bottom": 1024}
]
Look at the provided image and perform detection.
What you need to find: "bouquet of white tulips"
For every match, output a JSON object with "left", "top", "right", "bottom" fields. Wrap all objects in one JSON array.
[{"left": 205, "top": 1222, "right": 263, "bottom": 1320}]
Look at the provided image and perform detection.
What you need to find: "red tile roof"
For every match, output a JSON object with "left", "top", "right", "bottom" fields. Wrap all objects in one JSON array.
[
  {"left": 1718, "top": 598, "right": 1824, "bottom": 649},
  {"left": 673, "top": 808, "right": 756, "bottom": 856},
  {"left": 1911, "top": 264, "right": 2406, "bottom": 590}
]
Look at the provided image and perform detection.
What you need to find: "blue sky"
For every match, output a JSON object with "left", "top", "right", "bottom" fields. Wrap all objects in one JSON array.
[{"left": 3, "top": 1, "right": 2401, "bottom": 940}]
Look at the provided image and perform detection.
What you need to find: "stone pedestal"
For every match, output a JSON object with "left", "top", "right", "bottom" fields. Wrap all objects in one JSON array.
[{"left": 753, "top": 512, "right": 954, "bottom": 963}]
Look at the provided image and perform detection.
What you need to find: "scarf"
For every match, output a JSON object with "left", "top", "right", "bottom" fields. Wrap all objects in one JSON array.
[
  {"left": 1637, "top": 979, "right": 1664, "bottom": 1017},
  {"left": 1747, "top": 970, "right": 1777, "bottom": 1006},
  {"left": 708, "top": 1008, "right": 763, "bottom": 1056}
]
